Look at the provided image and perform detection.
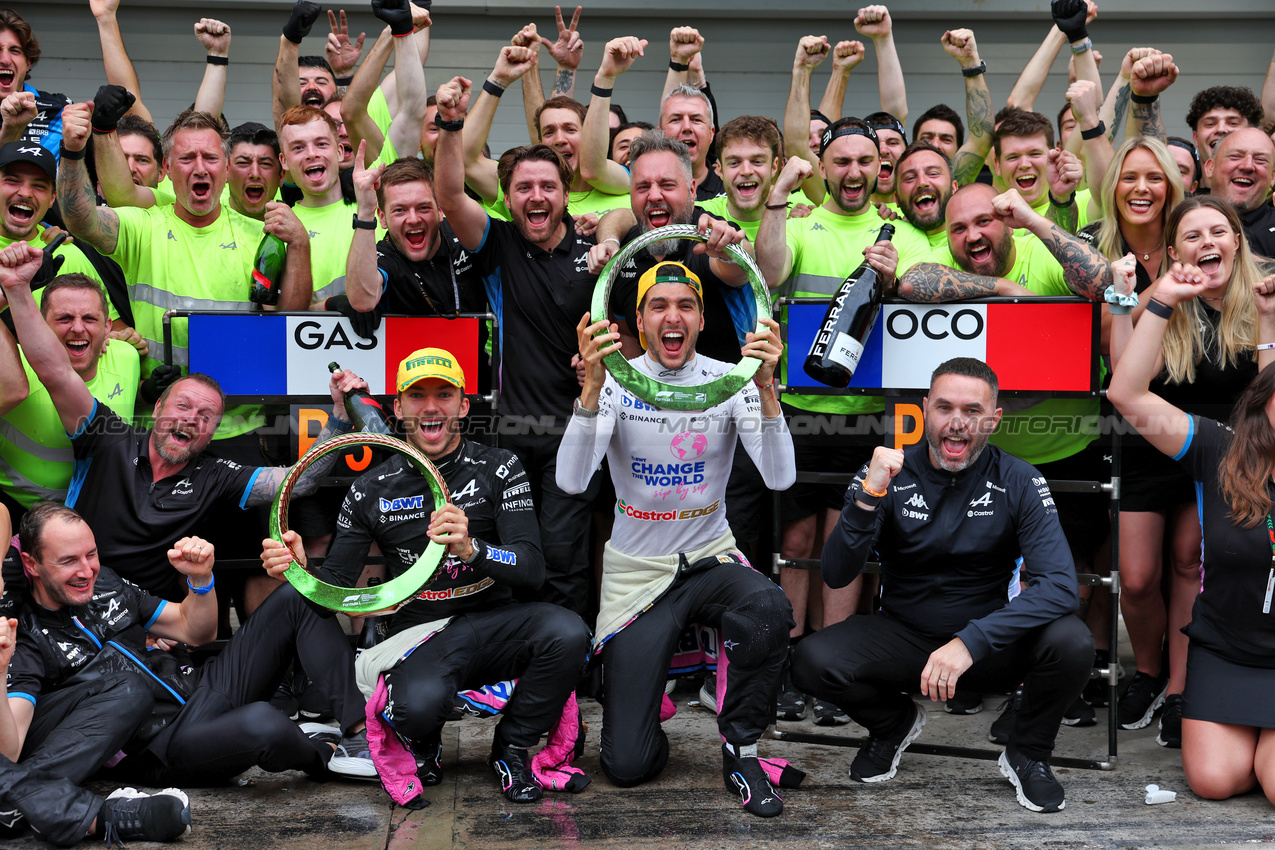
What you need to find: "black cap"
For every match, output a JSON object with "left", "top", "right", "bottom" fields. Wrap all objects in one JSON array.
[{"left": 0, "top": 142, "right": 56, "bottom": 181}]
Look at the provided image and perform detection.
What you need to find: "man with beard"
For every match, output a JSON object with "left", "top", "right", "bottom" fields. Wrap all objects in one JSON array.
[
  {"left": 433, "top": 76, "right": 599, "bottom": 616},
  {"left": 1186, "top": 85, "right": 1265, "bottom": 192},
  {"left": 894, "top": 141, "right": 959, "bottom": 249},
  {"left": 0, "top": 241, "right": 353, "bottom": 604},
  {"left": 463, "top": 44, "right": 630, "bottom": 221},
  {"left": 270, "top": 1, "right": 340, "bottom": 128},
  {"left": 1203, "top": 128, "right": 1275, "bottom": 257},
  {"left": 0, "top": 272, "right": 138, "bottom": 521},
  {"left": 901, "top": 183, "right": 1113, "bottom": 727},
  {"left": 263, "top": 348, "right": 590, "bottom": 805},
  {"left": 557, "top": 265, "right": 797, "bottom": 817},
  {"left": 590, "top": 131, "right": 752, "bottom": 364},
  {"left": 791, "top": 357, "right": 1092, "bottom": 813},
  {"left": 755, "top": 118, "right": 930, "bottom": 724}
]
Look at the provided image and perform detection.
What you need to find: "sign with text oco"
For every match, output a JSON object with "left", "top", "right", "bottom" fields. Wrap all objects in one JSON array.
[
  {"left": 186, "top": 314, "right": 482, "bottom": 396},
  {"left": 783, "top": 300, "right": 1098, "bottom": 394}
]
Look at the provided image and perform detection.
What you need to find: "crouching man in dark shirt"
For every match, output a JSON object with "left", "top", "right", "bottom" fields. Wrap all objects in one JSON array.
[
  {"left": 262, "top": 347, "right": 590, "bottom": 806},
  {"left": 791, "top": 357, "right": 1093, "bottom": 813}
]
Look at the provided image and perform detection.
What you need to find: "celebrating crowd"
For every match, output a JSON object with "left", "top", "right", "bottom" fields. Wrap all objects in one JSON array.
[{"left": 0, "top": 0, "right": 1274, "bottom": 842}]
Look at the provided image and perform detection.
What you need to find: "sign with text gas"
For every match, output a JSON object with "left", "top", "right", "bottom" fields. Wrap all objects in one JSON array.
[
  {"left": 186, "top": 314, "right": 482, "bottom": 396},
  {"left": 784, "top": 300, "right": 1096, "bottom": 393}
]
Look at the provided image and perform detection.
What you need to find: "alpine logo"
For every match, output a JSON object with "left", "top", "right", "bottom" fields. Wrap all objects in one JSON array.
[
  {"left": 379, "top": 495, "right": 425, "bottom": 511},
  {"left": 452, "top": 480, "right": 479, "bottom": 501},
  {"left": 905, "top": 493, "right": 929, "bottom": 510},
  {"left": 969, "top": 491, "right": 993, "bottom": 508}
]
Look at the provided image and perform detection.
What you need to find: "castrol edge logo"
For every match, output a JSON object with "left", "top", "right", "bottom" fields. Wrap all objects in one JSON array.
[{"left": 615, "top": 499, "right": 720, "bottom": 521}]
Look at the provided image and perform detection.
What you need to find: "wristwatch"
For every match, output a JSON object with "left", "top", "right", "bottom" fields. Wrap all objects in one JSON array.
[{"left": 573, "top": 397, "right": 599, "bottom": 419}]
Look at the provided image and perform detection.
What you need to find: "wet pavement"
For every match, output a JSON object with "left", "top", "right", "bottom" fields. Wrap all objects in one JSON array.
[{"left": 49, "top": 677, "right": 1275, "bottom": 849}]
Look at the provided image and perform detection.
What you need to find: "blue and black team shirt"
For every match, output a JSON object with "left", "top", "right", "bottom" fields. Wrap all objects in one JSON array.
[{"left": 461, "top": 215, "right": 596, "bottom": 426}]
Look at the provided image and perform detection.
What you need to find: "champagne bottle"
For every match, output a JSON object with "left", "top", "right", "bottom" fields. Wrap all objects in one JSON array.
[
  {"left": 250, "top": 233, "right": 287, "bottom": 306},
  {"left": 803, "top": 224, "right": 894, "bottom": 388},
  {"left": 329, "top": 361, "right": 393, "bottom": 435},
  {"left": 356, "top": 578, "right": 390, "bottom": 654}
]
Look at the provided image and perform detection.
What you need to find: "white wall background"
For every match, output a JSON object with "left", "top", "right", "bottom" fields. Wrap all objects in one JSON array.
[{"left": 10, "top": 1, "right": 1274, "bottom": 157}]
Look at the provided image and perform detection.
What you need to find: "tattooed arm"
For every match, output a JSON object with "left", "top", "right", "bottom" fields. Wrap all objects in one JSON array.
[
  {"left": 243, "top": 369, "right": 367, "bottom": 505},
  {"left": 1126, "top": 52, "right": 1176, "bottom": 141},
  {"left": 996, "top": 189, "right": 1112, "bottom": 299},
  {"left": 942, "top": 30, "right": 994, "bottom": 187},
  {"left": 899, "top": 263, "right": 1031, "bottom": 302},
  {"left": 56, "top": 102, "right": 121, "bottom": 255}
]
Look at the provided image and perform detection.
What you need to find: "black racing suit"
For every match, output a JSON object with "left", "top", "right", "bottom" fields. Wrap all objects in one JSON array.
[
  {"left": 4, "top": 567, "right": 365, "bottom": 792},
  {"left": 319, "top": 439, "right": 590, "bottom": 750},
  {"left": 791, "top": 442, "right": 1093, "bottom": 761}
]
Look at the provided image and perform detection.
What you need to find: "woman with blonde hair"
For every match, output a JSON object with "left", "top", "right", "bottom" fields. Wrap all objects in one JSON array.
[
  {"left": 1109, "top": 259, "right": 1275, "bottom": 802},
  {"left": 1108, "top": 195, "right": 1262, "bottom": 746}
]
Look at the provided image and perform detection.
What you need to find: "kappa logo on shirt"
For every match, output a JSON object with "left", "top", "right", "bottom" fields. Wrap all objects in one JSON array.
[
  {"left": 167, "top": 231, "right": 176, "bottom": 241},
  {"left": 904, "top": 493, "right": 929, "bottom": 510},
  {"left": 810, "top": 223, "right": 827, "bottom": 232},
  {"left": 308, "top": 230, "right": 320, "bottom": 239}
]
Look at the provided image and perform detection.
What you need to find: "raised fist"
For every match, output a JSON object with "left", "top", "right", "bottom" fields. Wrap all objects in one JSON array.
[
  {"left": 91, "top": 84, "right": 135, "bottom": 134},
  {"left": 1130, "top": 52, "right": 1178, "bottom": 98},
  {"left": 282, "top": 0, "right": 322, "bottom": 44},
  {"left": 669, "top": 27, "right": 704, "bottom": 65},
  {"left": 194, "top": 18, "right": 231, "bottom": 57},
  {"left": 831, "top": 40, "right": 866, "bottom": 74},
  {"left": 941, "top": 28, "right": 979, "bottom": 67},
  {"left": 854, "top": 6, "right": 893, "bottom": 39},
  {"left": 794, "top": 35, "right": 830, "bottom": 70}
]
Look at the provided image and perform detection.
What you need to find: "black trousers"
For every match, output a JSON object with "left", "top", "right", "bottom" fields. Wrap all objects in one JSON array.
[
  {"left": 382, "top": 602, "right": 590, "bottom": 749},
  {"left": 20, "top": 671, "right": 155, "bottom": 784},
  {"left": 599, "top": 563, "right": 793, "bottom": 786},
  {"left": 140, "top": 583, "right": 366, "bottom": 786},
  {"left": 791, "top": 612, "right": 1093, "bottom": 761},
  {"left": 503, "top": 430, "right": 601, "bottom": 617},
  {"left": 0, "top": 755, "right": 103, "bottom": 848},
  {"left": 4, "top": 672, "right": 153, "bottom": 847}
]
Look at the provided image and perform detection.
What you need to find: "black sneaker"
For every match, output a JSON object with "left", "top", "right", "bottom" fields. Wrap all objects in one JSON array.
[
  {"left": 328, "top": 728, "right": 377, "bottom": 780},
  {"left": 489, "top": 743, "right": 542, "bottom": 803},
  {"left": 722, "top": 744, "right": 784, "bottom": 818},
  {"left": 776, "top": 667, "right": 807, "bottom": 721},
  {"left": 417, "top": 732, "right": 444, "bottom": 786},
  {"left": 698, "top": 672, "right": 719, "bottom": 714},
  {"left": 300, "top": 721, "right": 342, "bottom": 748},
  {"left": 944, "top": 689, "right": 984, "bottom": 715},
  {"left": 101, "top": 787, "right": 192, "bottom": 844},
  {"left": 1061, "top": 695, "right": 1096, "bottom": 727},
  {"left": 1157, "top": 694, "right": 1184, "bottom": 748},
  {"left": 998, "top": 749, "right": 1065, "bottom": 812},
  {"left": 1118, "top": 671, "right": 1168, "bottom": 730},
  {"left": 988, "top": 687, "right": 1022, "bottom": 745},
  {"left": 813, "top": 698, "right": 850, "bottom": 726},
  {"left": 850, "top": 701, "right": 926, "bottom": 783}
]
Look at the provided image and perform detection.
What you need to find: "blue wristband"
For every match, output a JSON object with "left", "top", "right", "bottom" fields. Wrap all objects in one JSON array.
[{"left": 187, "top": 574, "right": 215, "bottom": 595}]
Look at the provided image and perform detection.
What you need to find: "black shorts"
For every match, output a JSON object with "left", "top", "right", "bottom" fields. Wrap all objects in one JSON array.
[
  {"left": 777, "top": 405, "right": 883, "bottom": 522},
  {"left": 1119, "top": 438, "right": 1196, "bottom": 513},
  {"left": 1032, "top": 443, "right": 1111, "bottom": 557}
]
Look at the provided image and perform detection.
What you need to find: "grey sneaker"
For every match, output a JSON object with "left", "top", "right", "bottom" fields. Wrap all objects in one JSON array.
[
  {"left": 101, "top": 787, "right": 192, "bottom": 844},
  {"left": 328, "top": 728, "right": 377, "bottom": 780}
]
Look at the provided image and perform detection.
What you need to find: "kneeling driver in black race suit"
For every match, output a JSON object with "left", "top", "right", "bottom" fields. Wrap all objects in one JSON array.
[{"left": 262, "top": 348, "right": 590, "bottom": 806}]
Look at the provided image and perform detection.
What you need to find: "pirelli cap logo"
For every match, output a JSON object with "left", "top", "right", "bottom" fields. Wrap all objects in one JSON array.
[{"left": 407, "top": 355, "right": 452, "bottom": 369}]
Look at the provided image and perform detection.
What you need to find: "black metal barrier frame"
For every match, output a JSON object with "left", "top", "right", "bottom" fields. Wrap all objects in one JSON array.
[{"left": 770, "top": 296, "right": 1121, "bottom": 771}]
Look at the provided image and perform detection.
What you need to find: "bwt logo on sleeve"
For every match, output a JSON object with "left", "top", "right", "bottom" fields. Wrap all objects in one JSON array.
[
  {"left": 486, "top": 547, "right": 517, "bottom": 565},
  {"left": 379, "top": 495, "right": 426, "bottom": 511}
]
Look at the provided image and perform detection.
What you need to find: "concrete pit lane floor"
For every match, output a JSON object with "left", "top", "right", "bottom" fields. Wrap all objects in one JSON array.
[{"left": 45, "top": 672, "right": 1275, "bottom": 850}]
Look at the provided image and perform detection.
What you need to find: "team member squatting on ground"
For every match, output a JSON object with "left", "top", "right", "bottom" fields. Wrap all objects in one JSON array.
[
  {"left": 262, "top": 347, "right": 591, "bottom": 805},
  {"left": 557, "top": 262, "right": 798, "bottom": 817},
  {"left": 791, "top": 357, "right": 1093, "bottom": 813}
]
